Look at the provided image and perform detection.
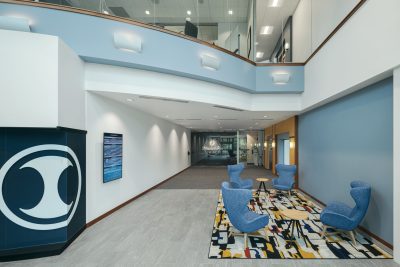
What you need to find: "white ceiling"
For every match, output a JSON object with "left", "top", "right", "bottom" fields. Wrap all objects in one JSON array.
[
  {"left": 255, "top": 0, "right": 300, "bottom": 62},
  {"left": 73, "top": 0, "right": 251, "bottom": 24},
  {"left": 94, "top": 91, "right": 297, "bottom": 131}
]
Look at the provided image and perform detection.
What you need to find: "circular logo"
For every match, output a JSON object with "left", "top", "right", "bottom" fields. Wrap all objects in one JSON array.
[{"left": 0, "top": 145, "right": 82, "bottom": 230}]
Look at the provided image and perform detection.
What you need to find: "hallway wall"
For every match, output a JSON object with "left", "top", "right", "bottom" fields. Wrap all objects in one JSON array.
[
  {"left": 85, "top": 93, "right": 191, "bottom": 222},
  {"left": 298, "top": 78, "right": 393, "bottom": 244}
]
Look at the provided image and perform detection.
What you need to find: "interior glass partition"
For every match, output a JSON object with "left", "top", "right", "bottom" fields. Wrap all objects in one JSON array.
[{"left": 36, "top": 0, "right": 362, "bottom": 63}]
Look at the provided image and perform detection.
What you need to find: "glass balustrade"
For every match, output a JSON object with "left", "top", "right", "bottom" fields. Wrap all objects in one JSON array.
[{"left": 34, "top": 0, "right": 363, "bottom": 63}]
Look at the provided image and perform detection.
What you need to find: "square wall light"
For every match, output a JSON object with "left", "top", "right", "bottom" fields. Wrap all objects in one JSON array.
[
  {"left": 272, "top": 73, "right": 290, "bottom": 84},
  {"left": 113, "top": 32, "right": 142, "bottom": 53},
  {"left": 201, "top": 54, "right": 220, "bottom": 71},
  {"left": 0, "top": 16, "right": 31, "bottom": 32}
]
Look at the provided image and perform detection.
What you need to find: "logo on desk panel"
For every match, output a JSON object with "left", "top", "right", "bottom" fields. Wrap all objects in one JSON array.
[{"left": 0, "top": 145, "right": 82, "bottom": 230}]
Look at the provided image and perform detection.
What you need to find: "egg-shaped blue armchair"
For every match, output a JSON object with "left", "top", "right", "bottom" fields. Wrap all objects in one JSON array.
[
  {"left": 272, "top": 164, "right": 296, "bottom": 195},
  {"left": 227, "top": 163, "right": 253, "bottom": 189},
  {"left": 320, "top": 181, "right": 371, "bottom": 246},
  {"left": 221, "top": 182, "right": 269, "bottom": 249}
]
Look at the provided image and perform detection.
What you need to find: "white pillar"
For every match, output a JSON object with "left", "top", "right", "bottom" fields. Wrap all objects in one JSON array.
[{"left": 394, "top": 67, "right": 400, "bottom": 263}]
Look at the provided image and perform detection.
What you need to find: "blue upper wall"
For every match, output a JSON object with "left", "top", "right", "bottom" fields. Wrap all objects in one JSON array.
[
  {"left": 298, "top": 78, "right": 393, "bottom": 244},
  {"left": 0, "top": 3, "right": 303, "bottom": 93}
]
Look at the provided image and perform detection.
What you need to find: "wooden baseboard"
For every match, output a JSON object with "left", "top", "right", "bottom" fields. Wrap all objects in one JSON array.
[
  {"left": 86, "top": 166, "right": 191, "bottom": 227},
  {"left": 297, "top": 188, "right": 393, "bottom": 250}
]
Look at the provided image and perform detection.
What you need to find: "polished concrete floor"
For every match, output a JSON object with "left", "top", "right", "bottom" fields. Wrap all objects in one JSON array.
[{"left": 2, "top": 167, "right": 398, "bottom": 267}]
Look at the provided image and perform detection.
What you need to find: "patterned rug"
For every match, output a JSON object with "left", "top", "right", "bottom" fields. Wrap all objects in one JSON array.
[{"left": 209, "top": 189, "right": 392, "bottom": 259}]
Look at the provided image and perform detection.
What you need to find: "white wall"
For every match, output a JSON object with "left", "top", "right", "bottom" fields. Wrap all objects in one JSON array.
[
  {"left": 85, "top": 63, "right": 302, "bottom": 112},
  {"left": 302, "top": 0, "right": 400, "bottom": 111},
  {"left": 85, "top": 92, "right": 191, "bottom": 222},
  {"left": 292, "top": 0, "right": 311, "bottom": 62},
  {"left": 394, "top": 67, "right": 400, "bottom": 262},
  {"left": 0, "top": 30, "right": 58, "bottom": 127},
  {"left": 58, "top": 40, "right": 85, "bottom": 130},
  {"left": 0, "top": 30, "right": 86, "bottom": 130},
  {"left": 311, "top": 0, "right": 358, "bottom": 51},
  {"left": 292, "top": 0, "right": 358, "bottom": 62}
]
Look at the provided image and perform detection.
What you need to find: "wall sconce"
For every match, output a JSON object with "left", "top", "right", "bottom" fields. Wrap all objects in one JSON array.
[
  {"left": 113, "top": 32, "right": 142, "bottom": 53},
  {"left": 272, "top": 73, "right": 290, "bottom": 84},
  {"left": 289, "top": 136, "right": 296, "bottom": 149},
  {"left": 272, "top": 140, "right": 276, "bottom": 148},
  {"left": 201, "top": 54, "right": 220, "bottom": 71},
  {"left": 0, "top": 16, "right": 31, "bottom": 32},
  {"left": 264, "top": 141, "right": 267, "bottom": 148}
]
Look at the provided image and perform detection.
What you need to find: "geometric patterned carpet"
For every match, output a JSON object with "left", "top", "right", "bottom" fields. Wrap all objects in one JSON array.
[{"left": 209, "top": 190, "right": 392, "bottom": 259}]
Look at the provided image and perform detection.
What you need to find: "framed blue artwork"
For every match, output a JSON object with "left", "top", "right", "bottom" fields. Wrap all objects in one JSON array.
[{"left": 103, "top": 133, "right": 123, "bottom": 183}]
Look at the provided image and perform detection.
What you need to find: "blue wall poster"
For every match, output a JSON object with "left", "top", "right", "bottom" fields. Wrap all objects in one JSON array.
[{"left": 103, "top": 133, "right": 123, "bottom": 183}]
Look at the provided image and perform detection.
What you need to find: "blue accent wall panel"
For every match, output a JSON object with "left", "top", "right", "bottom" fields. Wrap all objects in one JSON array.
[{"left": 298, "top": 78, "right": 393, "bottom": 244}]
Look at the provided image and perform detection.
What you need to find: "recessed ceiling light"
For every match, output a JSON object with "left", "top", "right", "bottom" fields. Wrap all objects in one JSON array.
[
  {"left": 260, "top": 25, "right": 274, "bottom": 35},
  {"left": 187, "top": 10, "right": 191, "bottom": 15},
  {"left": 255, "top": 42, "right": 259, "bottom": 45},
  {"left": 145, "top": 10, "right": 150, "bottom": 15},
  {"left": 127, "top": 98, "right": 133, "bottom": 102},
  {"left": 103, "top": 10, "right": 109, "bottom": 15},
  {"left": 263, "top": 115, "right": 268, "bottom": 118},
  {"left": 269, "top": 0, "right": 282, "bottom": 7},
  {"left": 228, "top": 10, "right": 233, "bottom": 15},
  {"left": 256, "top": 52, "right": 264, "bottom": 58}
]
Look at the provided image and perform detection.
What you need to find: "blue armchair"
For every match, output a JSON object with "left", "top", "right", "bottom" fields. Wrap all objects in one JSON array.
[
  {"left": 227, "top": 163, "right": 253, "bottom": 189},
  {"left": 272, "top": 164, "right": 296, "bottom": 195},
  {"left": 221, "top": 182, "right": 269, "bottom": 249},
  {"left": 320, "top": 181, "right": 371, "bottom": 246}
]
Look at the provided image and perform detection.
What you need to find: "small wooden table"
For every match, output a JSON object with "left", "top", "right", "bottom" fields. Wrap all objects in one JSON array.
[
  {"left": 255, "top": 177, "right": 270, "bottom": 196},
  {"left": 281, "top": 209, "right": 309, "bottom": 247}
]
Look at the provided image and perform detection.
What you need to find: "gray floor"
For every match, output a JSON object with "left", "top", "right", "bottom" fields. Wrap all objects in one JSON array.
[
  {"left": 2, "top": 167, "right": 398, "bottom": 267},
  {"left": 158, "top": 165, "right": 275, "bottom": 189}
]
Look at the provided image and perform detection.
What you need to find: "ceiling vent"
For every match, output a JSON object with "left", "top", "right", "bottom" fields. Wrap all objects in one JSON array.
[
  {"left": 139, "top": 95, "right": 189, "bottom": 104},
  {"left": 212, "top": 105, "right": 244, "bottom": 112}
]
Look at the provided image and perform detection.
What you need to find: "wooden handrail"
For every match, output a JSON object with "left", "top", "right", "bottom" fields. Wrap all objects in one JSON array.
[{"left": 0, "top": 0, "right": 366, "bottom": 67}]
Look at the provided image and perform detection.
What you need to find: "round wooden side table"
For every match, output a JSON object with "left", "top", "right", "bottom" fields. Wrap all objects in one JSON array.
[
  {"left": 281, "top": 209, "right": 309, "bottom": 247},
  {"left": 255, "top": 177, "right": 270, "bottom": 196}
]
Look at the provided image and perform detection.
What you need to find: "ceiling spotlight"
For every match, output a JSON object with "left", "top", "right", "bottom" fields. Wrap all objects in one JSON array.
[
  {"left": 127, "top": 98, "right": 133, "bottom": 102},
  {"left": 256, "top": 52, "right": 264, "bottom": 58},
  {"left": 103, "top": 10, "right": 109, "bottom": 15},
  {"left": 263, "top": 115, "right": 268, "bottom": 118},
  {"left": 228, "top": 10, "right": 233, "bottom": 15},
  {"left": 187, "top": 10, "right": 191, "bottom": 15},
  {"left": 260, "top": 25, "right": 273, "bottom": 35},
  {"left": 145, "top": 10, "right": 150, "bottom": 15}
]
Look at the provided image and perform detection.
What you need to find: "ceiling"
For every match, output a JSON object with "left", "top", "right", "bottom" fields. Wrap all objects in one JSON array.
[
  {"left": 73, "top": 0, "right": 251, "bottom": 24},
  {"left": 255, "top": 0, "right": 300, "bottom": 62},
  {"left": 94, "top": 91, "right": 296, "bottom": 131}
]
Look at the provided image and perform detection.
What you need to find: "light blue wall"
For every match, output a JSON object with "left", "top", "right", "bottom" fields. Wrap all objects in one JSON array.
[
  {"left": 298, "top": 78, "right": 393, "bottom": 244},
  {"left": 0, "top": 3, "right": 303, "bottom": 93}
]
